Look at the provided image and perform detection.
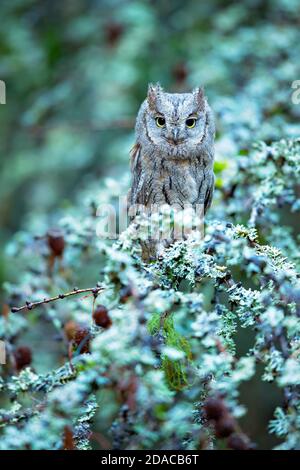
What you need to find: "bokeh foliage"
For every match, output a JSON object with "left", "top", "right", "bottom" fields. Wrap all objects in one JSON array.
[{"left": 0, "top": 0, "right": 300, "bottom": 450}]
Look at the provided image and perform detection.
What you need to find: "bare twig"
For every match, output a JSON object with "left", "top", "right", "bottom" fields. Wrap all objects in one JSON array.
[
  {"left": 28, "top": 118, "right": 135, "bottom": 136},
  {"left": 11, "top": 286, "right": 104, "bottom": 313}
]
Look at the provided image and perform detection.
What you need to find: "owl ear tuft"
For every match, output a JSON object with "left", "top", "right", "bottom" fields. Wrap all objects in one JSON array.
[
  {"left": 147, "top": 83, "right": 163, "bottom": 110},
  {"left": 193, "top": 86, "right": 205, "bottom": 111}
]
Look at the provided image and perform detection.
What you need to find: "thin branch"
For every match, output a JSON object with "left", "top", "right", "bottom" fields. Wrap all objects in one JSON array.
[
  {"left": 28, "top": 118, "right": 134, "bottom": 136},
  {"left": 11, "top": 286, "right": 104, "bottom": 313}
]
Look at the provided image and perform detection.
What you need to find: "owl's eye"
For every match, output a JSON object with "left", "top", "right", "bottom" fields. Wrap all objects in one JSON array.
[
  {"left": 155, "top": 116, "right": 166, "bottom": 128},
  {"left": 186, "top": 118, "right": 197, "bottom": 128}
]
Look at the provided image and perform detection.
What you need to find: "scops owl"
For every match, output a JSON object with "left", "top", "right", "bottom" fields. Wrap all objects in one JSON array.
[{"left": 129, "top": 83, "right": 215, "bottom": 259}]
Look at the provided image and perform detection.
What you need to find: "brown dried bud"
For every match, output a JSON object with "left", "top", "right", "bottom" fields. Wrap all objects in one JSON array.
[
  {"left": 63, "top": 426, "right": 75, "bottom": 450},
  {"left": 227, "top": 433, "right": 250, "bottom": 450},
  {"left": 93, "top": 305, "right": 112, "bottom": 329},
  {"left": 172, "top": 62, "right": 188, "bottom": 84},
  {"left": 105, "top": 22, "right": 124, "bottom": 47},
  {"left": 120, "top": 286, "right": 133, "bottom": 303},
  {"left": 64, "top": 320, "right": 79, "bottom": 341},
  {"left": 73, "top": 327, "right": 90, "bottom": 353},
  {"left": 47, "top": 229, "right": 65, "bottom": 257},
  {"left": 2, "top": 304, "right": 10, "bottom": 318},
  {"left": 203, "top": 397, "right": 226, "bottom": 421},
  {"left": 14, "top": 346, "right": 32, "bottom": 371},
  {"left": 214, "top": 416, "right": 236, "bottom": 438}
]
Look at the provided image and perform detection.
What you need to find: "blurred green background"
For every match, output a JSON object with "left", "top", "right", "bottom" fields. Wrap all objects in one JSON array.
[
  {"left": 0, "top": 0, "right": 300, "bottom": 449},
  {"left": 1, "top": 0, "right": 300, "bottom": 244}
]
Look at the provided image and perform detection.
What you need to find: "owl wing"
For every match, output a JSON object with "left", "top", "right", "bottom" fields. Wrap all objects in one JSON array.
[
  {"left": 129, "top": 143, "right": 143, "bottom": 206},
  {"left": 130, "top": 143, "right": 141, "bottom": 172},
  {"left": 204, "top": 173, "right": 215, "bottom": 214}
]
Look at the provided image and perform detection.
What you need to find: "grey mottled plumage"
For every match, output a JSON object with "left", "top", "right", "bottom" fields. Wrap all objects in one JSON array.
[{"left": 129, "top": 83, "right": 215, "bottom": 259}]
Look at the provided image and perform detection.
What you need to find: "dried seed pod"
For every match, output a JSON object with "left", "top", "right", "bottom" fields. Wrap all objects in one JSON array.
[
  {"left": 14, "top": 346, "right": 32, "bottom": 371},
  {"left": 47, "top": 229, "right": 65, "bottom": 257},
  {"left": 93, "top": 305, "right": 112, "bottom": 329}
]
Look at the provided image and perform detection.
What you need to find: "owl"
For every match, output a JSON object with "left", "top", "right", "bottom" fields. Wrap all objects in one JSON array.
[{"left": 129, "top": 83, "right": 215, "bottom": 259}]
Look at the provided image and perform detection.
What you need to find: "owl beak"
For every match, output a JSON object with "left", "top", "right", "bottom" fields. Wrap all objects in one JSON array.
[{"left": 172, "top": 128, "right": 179, "bottom": 144}]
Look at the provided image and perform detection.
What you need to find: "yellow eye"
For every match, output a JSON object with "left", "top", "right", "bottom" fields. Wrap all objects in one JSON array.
[
  {"left": 186, "top": 118, "right": 197, "bottom": 128},
  {"left": 155, "top": 116, "right": 166, "bottom": 128}
]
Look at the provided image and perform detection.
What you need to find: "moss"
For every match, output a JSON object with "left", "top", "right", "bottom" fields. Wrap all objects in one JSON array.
[{"left": 147, "top": 312, "right": 192, "bottom": 391}]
